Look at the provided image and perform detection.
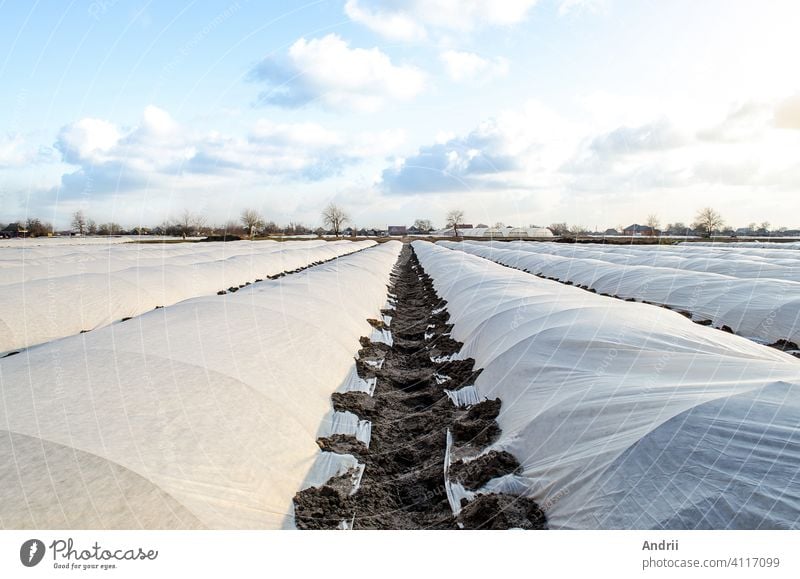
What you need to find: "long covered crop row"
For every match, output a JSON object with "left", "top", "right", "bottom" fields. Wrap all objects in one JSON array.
[
  {"left": 484, "top": 240, "right": 800, "bottom": 283},
  {"left": 0, "top": 239, "right": 375, "bottom": 354},
  {"left": 414, "top": 241, "right": 800, "bottom": 529},
  {"left": 0, "top": 241, "right": 402, "bottom": 529},
  {"left": 440, "top": 240, "right": 800, "bottom": 347}
]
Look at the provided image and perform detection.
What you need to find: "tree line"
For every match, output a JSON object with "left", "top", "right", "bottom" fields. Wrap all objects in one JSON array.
[
  {"left": 1, "top": 203, "right": 358, "bottom": 240},
  {"left": 2, "top": 205, "right": 792, "bottom": 239}
]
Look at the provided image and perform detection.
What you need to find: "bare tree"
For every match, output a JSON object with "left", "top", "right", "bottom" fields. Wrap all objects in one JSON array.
[
  {"left": 321, "top": 203, "right": 349, "bottom": 238},
  {"left": 87, "top": 219, "right": 97, "bottom": 234},
  {"left": 567, "top": 224, "right": 588, "bottom": 236},
  {"left": 413, "top": 218, "right": 433, "bottom": 232},
  {"left": 192, "top": 214, "right": 208, "bottom": 236},
  {"left": 263, "top": 220, "right": 281, "bottom": 235},
  {"left": 177, "top": 209, "right": 196, "bottom": 240},
  {"left": 446, "top": 209, "right": 465, "bottom": 237},
  {"left": 222, "top": 220, "right": 244, "bottom": 236},
  {"left": 25, "top": 217, "right": 52, "bottom": 237},
  {"left": 759, "top": 221, "right": 771, "bottom": 234},
  {"left": 241, "top": 209, "right": 264, "bottom": 240},
  {"left": 285, "top": 221, "right": 309, "bottom": 235},
  {"left": 646, "top": 214, "right": 661, "bottom": 233},
  {"left": 549, "top": 222, "right": 570, "bottom": 236},
  {"left": 71, "top": 210, "right": 87, "bottom": 235},
  {"left": 665, "top": 222, "right": 687, "bottom": 235},
  {"left": 693, "top": 207, "right": 724, "bottom": 237},
  {"left": 97, "top": 222, "right": 122, "bottom": 236}
]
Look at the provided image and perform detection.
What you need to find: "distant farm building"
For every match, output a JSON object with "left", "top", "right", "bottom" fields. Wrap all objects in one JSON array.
[
  {"left": 623, "top": 224, "right": 660, "bottom": 236},
  {"left": 1, "top": 223, "right": 28, "bottom": 238},
  {"left": 387, "top": 225, "right": 407, "bottom": 236}
]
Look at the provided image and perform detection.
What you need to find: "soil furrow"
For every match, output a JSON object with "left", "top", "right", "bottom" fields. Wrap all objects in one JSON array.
[{"left": 293, "top": 243, "right": 546, "bottom": 530}]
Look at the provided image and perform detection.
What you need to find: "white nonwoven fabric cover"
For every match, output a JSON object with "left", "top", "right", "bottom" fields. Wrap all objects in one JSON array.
[
  {"left": 477, "top": 240, "right": 800, "bottom": 283},
  {"left": 440, "top": 241, "right": 800, "bottom": 346},
  {"left": 414, "top": 241, "right": 800, "bottom": 530},
  {"left": 685, "top": 241, "right": 800, "bottom": 250},
  {"left": 0, "top": 241, "right": 401, "bottom": 529},
  {"left": 0, "top": 239, "right": 375, "bottom": 354},
  {"left": 430, "top": 227, "right": 553, "bottom": 238},
  {"left": 0, "top": 236, "right": 165, "bottom": 250}
]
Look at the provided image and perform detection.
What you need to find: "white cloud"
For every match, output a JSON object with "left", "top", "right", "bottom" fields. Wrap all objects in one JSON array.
[
  {"left": 141, "top": 104, "right": 179, "bottom": 136},
  {"left": 250, "top": 34, "right": 425, "bottom": 112},
  {"left": 439, "top": 50, "right": 509, "bottom": 83},
  {"left": 589, "top": 119, "right": 687, "bottom": 157},
  {"left": 345, "top": 0, "right": 538, "bottom": 38},
  {"left": 55, "top": 118, "right": 121, "bottom": 164},
  {"left": 251, "top": 120, "right": 343, "bottom": 148},
  {"left": 344, "top": 0, "right": 426, "bottom": 41},
  {"left": 0, "top": 134, "right": 35, "bottom": 168},
  {"left": 381, "top": 95, "right": 800, "bottom": 224},
  {"left": 383, "top": 101, "right": 576, "bottom": 193},
  {"left": 52, "top": 106, "right": 407, "bottom": 206}
]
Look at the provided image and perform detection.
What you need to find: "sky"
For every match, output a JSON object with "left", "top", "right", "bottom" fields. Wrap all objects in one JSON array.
[{"left": 1, "top": 0, "right": 799, "bottom": 231}]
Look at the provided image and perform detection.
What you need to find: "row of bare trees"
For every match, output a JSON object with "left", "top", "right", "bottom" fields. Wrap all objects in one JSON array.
[
  {"left": 63, "top": 207, "right": 339, "bottom": 240},
  {"left": 13, "top": 204, "right": 783, "bottom": 241},
  {"left": 638, "top": 208, "right": 724, "bottom": 236},
  {"left": 551, "top": 208, "right": 729, "bottom": 237}
]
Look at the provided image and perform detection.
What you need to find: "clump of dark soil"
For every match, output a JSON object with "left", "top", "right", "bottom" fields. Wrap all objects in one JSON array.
[
  {"left": 458, "top": 494, "right": 547, "bottom": 530},
  {"left": 316, "top": 434, "right": 368, "bottom": 458},
  {"left": 451, "top": 400, "right": 503, "bottom": 446},
  {"left": 449, "top": 450, "right": 520, "bottom": 490},
  {"left": 769, "top": 339, "right": 799, "bottom": 352},
  {"left": 331, "top": 391, "right": 378, "bottom": 418},
  {"left": 292, "top": 470, "right": 356, "bottom": 530},
  {"left": 293, "top": 243, "right": 546, "bottom": 530}
]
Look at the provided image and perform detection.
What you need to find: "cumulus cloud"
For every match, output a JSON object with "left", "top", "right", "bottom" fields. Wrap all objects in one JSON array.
[
  {"left": 382, "top": 99, "right": 800, "bottom": 203},
  {"left": 249, "top": 34, "right": 425, "bottom": 112},
  {"left": 382, "top": 102, "right": 574, "bottom": 194},
  {"left": 53, "top": 106, "right": 404, "bottom": 201},
  {"left": 589, "top": 119, "right": 686, "bottom": 157},
  {"left": 55, "top": 118, "right": 121, "bottom": 164},
  {"left": 345, "top": 0, "right": 538, "bottom": 38},
  {"left": 439, "top": 50, "right": 509, "bottom": 83},
  {"left": 562, "top": 119, "right": 696, "bottom": 191},
  {"left": 344, "top": 0, "right": 426, "bottom": 41},
  {"left": 0, "top": 134, "right": 38, "bottom": 167}
]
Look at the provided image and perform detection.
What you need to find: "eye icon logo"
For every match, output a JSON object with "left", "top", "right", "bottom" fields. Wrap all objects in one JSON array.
[{"left": 20, "top": 539, "right": 46, "bottom": 567}]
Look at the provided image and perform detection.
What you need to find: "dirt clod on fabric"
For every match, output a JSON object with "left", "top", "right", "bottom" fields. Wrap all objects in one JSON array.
[
  {"left": 457, "top": 493, "right": 547, "bottom": 530},
  {"left": 316, "top": 434, "right": 369, "bottom": 458},
  {"left": 449, "top": 450, "right": 520, "bottom": 490}
]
